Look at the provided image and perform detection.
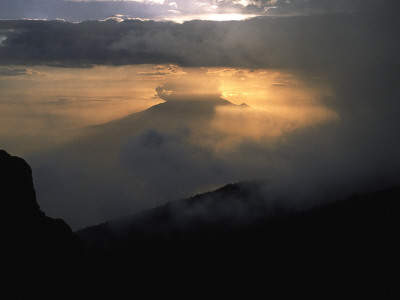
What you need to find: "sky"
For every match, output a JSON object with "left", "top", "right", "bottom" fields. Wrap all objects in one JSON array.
[
  {"left": 1, "top": 0, "right": 400, "bottom": 229},
  {"left": 0, "top": 0, "right": 383, "bottom": 23}
]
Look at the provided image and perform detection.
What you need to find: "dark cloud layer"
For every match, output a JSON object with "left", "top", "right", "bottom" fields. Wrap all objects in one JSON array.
[
  {"left": 0, "top": 7, "right": 398, "bottom": 70},
  {"left": 252, "top": 0, "right": 400, "bottom": 15}
]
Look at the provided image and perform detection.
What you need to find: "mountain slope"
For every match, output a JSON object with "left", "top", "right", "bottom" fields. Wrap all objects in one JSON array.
[
  {"left": 77, "top": 183, "right": 400, "bottom": 299},
  {"left": 30, "top": 96, "right": 291, "bottom": 229}
]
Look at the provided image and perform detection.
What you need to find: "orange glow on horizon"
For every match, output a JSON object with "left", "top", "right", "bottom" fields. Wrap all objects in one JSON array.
[{"left": 0, "top": 64, "right": 338, "bottom": 155}]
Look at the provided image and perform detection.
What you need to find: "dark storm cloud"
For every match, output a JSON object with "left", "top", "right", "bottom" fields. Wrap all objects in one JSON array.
[
  {"left": 0, "top": 5, "right": 398, "bottom": 70},
  {"left": 0, "top": 19, "right": 183, "bottom": 66},
  {"left": 249, "top": 0, "right": 399, "bottom": 15}
]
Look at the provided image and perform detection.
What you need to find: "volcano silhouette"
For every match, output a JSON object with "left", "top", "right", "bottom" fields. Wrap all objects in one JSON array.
[{"left": 29, "top": 95, "right": 289, "bottom": 229}]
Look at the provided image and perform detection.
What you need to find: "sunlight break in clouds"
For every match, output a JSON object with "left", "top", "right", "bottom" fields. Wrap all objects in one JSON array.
[
  {"left": 164, "top": 13, "right": 259, "bottom": 23},
  {"left": 210, "top": 68, "right": 337, "bottom": 126},
  {"left": 0, "top": 64, "right": 335, "bottom": 158}
]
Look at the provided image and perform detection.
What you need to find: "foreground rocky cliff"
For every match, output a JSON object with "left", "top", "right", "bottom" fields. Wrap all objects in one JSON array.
[{"left": 0, "top": 150, "right": 84, "bottom": 299}]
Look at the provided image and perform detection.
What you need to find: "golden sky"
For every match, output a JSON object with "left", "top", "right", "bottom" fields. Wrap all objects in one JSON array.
[{"left": 0, "top": 64, "right": 337, "bottom": 156}]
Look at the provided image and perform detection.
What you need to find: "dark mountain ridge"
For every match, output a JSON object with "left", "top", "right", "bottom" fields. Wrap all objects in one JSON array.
[
  {"left": 77, "top": 180, "right": 286, "bottom": 246},
  {"left": 78, "top": 182, "right": 400, "bottom": 299},
  {"left": 2, "top": 150, "right": 400, "bottom": 299}
]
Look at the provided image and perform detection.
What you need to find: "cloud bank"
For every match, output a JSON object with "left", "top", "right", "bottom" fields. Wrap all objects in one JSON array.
[{"left": 1, "top": 7, "right": 398, "bottom": 71}]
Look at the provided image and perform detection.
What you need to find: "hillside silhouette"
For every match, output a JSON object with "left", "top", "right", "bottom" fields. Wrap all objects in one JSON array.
[
  {"left": 78, "top": 182, "right": 400, "bottom": 299},
  {"left": 2, "top": 149, "right": 400, "bottom": 299},
  {"left": 0, "top": 150, "right": 84, "bottom": 299}
]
